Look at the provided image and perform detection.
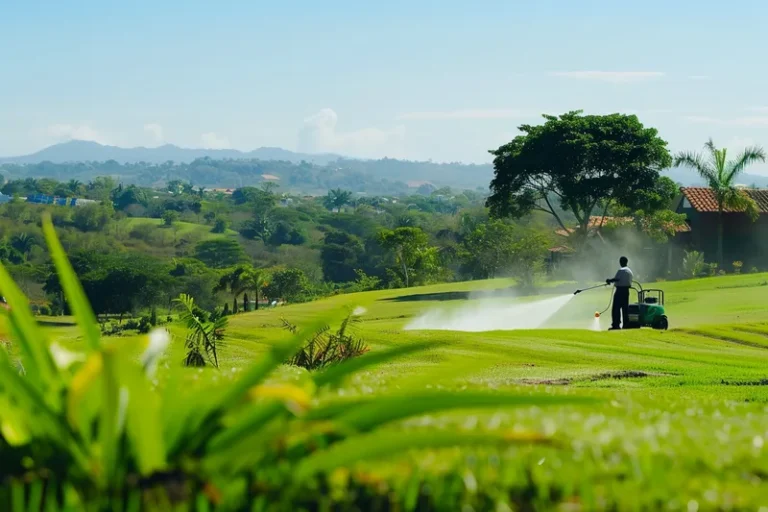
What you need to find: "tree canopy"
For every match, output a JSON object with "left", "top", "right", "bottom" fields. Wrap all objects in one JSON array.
[{"left": 486, "top": 111, "right": 673, "bottom": 237}]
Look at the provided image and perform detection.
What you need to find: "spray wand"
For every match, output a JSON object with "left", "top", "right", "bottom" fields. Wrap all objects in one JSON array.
[
  {"left": 573, "top": 283, "right": 609, "bottom": 295},
  {"left": 573, "top": 283, "right": 613, "bottom": 319}
]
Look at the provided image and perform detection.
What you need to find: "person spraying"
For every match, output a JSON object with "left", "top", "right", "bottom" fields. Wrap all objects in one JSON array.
[{"left": 606, "top": 256, "right": 633, "bottom": 330}]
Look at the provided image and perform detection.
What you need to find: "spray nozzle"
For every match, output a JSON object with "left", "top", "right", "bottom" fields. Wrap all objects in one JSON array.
[{"left": 594, "top": 312, "right": 600, "bottom": 318}]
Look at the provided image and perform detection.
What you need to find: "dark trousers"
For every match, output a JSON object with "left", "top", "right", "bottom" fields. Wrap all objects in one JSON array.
[{"left": 612, "top": 287, "right": 630, "bottom": 329}]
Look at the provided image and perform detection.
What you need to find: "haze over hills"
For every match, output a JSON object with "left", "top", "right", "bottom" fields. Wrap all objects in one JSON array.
[
  {"left": 0, "top": 140, "right": 342, "bottom": 166},
  {"left": 2, "top": 140, "right": 768, "bottom": 190}
]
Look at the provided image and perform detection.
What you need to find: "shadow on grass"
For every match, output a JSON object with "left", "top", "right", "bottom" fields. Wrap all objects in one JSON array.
[
  {"left": 37, "top": 319, "right": 77, "bottom": 327},
  {"left": 382, "top": 283, "right": 582, "bottom": 303}
]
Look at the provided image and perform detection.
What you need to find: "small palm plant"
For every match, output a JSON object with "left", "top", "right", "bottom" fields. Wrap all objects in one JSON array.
[
  {"left": 674, "top": 139, "right": 766, "bottom": 265},
  {"left": 682, "top": 250, "right": 707, "bottom": 279},
  {"left": 283, "top": 313, "right": 369, "bottom": 370},
  {"left": 0, "top": 215, "right": 593, "bottom": 510},
  {"left": 174, "top": 293, "right": 227, "bottom": 367}
]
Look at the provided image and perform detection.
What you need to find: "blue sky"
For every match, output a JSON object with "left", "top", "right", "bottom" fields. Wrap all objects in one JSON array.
[{"left": 3, "top": 0, "right": 768, "bottom": 168}]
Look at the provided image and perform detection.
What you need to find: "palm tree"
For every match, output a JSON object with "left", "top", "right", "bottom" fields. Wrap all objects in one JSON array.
[
  {"left": 10, "top": 233, "right": 36, "bottom": 261},
  {"left": 243, "top": 268, "right": 270, "bottom": 311},
  {"left": 324, "top": 189, "right": 352, "bottom": 212},
  {"left": 674, "top": 138, "right": 765, "bottom": 265},
  {"left": 214, "top": 265, "right": 250, "bottom": 314},
  {"left": 67, "top": 179, "right": 83, "bottom": 195}
]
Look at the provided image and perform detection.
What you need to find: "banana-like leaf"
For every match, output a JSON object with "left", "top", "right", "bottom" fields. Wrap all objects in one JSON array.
[
  {"left": 332, "top": 392, "right": 595, "bottom": 433},
  {"left": 0, "top": 346, "right": 89, "bottom": 471},
  {"left": 98, "top": 349, "right": 120, "bottom": 487},
  {"left": 205, "top": 400, "right": 285, "bottom": 453},
  {"left": 293, "top": 429, "right": 549, "bottom": 482},
  {"left": 42, "top": 216, "right": 100, "bottom": 352},
  {"left": 0, "top": 261, "right": 56, "bottom": 391},
  {"left": 115, "top": 349, "right": 167, "bottom": 476}
]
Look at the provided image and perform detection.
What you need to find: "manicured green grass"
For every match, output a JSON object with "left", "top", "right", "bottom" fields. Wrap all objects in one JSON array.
[{"left": 42, "top": 273, "right": 768, "bottom": 509}]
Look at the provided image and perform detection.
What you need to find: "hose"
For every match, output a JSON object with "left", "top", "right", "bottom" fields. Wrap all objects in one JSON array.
[{"left": 597, "top": 288, "right": 614, "bottom": 317}]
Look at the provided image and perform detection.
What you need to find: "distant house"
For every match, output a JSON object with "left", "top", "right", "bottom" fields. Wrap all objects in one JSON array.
[
  {"left": 548, "top": 215, "right": 691, "bottom": 274},
  {"left": 673, "top": 187, "right": 768, "bottom": 267},
  {"left": 0, "top": 193, "right": 11, "bottom": 204},
  {"left": 26, "top": 194, "right": 96, "bottom": 207}
]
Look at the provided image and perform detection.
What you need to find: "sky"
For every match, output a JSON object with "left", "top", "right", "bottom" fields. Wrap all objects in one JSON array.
[{"left": 3, "top": 0, "right": 768, "bottom": 169}]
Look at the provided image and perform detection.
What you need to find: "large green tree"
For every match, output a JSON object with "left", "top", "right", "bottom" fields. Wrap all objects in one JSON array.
[
  {"left": 194, "top": 239, "right": 247, "bottom": 269},
  {"left": 378, "top": 227, "right": 441, "bottom": 288},
  {"left": 674, "top": 138, "right": 766, "bottom": 264},
  {"left": 486, "top": 111, "right": 672, "bottom": 238},
  {"left": 263, "top": 268, "right": 308, "bottom": 303},
  {"left": 460, "top": 220, "right": 550, "bottom": 287},
  {"left": 321, "top": 230, "right": 365, "bottom": 283}
]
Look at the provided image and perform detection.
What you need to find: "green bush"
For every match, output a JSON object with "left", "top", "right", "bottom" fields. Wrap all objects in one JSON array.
[
  {"left": 681, "top": 250, "right": 706, "bottom": 278},
  {"left": 281, "top": 312, "right": 369, "bottom": 370},
  {"left": 0, "top": 216, "right": 589, "bottom": 509}
]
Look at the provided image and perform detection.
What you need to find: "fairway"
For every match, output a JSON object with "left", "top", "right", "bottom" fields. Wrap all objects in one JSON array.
[
  {"left": 39, "top": 273, "right": 768, "bottom": 508},
  {"left": 202, "top": 273, "right": 768, "bottom": 509}
]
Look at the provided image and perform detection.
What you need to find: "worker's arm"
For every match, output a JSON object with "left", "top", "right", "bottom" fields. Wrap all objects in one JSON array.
[{"left": 606, "top": 269, "right": 622, "bottom": 285}]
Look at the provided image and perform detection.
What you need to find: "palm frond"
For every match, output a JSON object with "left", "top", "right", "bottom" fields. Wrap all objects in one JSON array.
[
  {"left": 722, "top": 189, "right": 760, "bottom": 221},
  {"left": 704, "top": 138, "right": 717, "bottom": 155},
  {"left": 674, "top": 151, "right": 716, "bottom": 185},
  {"left": 726, "top": 146, "right": 766, "bottom": 184}
]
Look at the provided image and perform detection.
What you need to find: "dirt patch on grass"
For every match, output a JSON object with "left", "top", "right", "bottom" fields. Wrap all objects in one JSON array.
[
  {"left": 720, "top": 378, "right": 768, "bottom": 386},
  {"left": 520, "top": 370, "right": 654, "bottom": 386},
  {"left": 589, "top": 370, "right": 650, "bottom": 381},
  {"left": 520, "top": 377, "right": 573, "bottom": 386}
]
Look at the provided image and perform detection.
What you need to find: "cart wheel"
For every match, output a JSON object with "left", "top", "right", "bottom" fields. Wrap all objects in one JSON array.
[{"left": 653, "top": 316, "right": 669, "bottom": 330}]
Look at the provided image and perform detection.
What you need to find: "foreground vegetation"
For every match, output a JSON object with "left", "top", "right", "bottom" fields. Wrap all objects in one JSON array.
[{"left": 11, "top": 257, "right": 767, "bottom": 510}]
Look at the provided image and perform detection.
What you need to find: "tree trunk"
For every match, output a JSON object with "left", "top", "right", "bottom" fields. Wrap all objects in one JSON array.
[
  {"left": 399, "top": 248, "right": 409, "bottom": 287},
  {"left": 243, "top": 292, "right": 249, "bottom": 313},
  {"left": 255, "top": 289, "right": 260, "bottom": 310},
  {"left": 717, "top": 209, "right": 724, "bottom": 267},
  {"left": 233, "top": 296, "right": 239, "bottom": 314}
]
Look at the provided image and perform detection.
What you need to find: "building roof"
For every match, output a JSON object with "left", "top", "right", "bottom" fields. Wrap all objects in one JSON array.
[
  {"left": 554, "top": 216, "right": 634, "bottom": 237},
  {"left": 681, "top": 187, "right": 768, "bottom": 213}
]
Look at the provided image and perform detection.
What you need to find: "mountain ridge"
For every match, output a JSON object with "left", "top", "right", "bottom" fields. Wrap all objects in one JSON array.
[
  {"left": 3, "top": 140, "right": 768, "bottom": 189},
  {"left": 0, "top": 140, "right": 343, "bottom": 166}
]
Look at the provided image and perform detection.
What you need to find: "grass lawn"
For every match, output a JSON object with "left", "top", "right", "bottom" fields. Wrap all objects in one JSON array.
[{"left": 44, "top": 273, "right": 768, "bottom": 509}]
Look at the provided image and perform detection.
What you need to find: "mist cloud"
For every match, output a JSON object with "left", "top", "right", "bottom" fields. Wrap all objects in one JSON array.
[
  {"left": 297, "top": 108, "right": 405, "bottom": 158},
  {"left": 47, "top": 124, "right": 109, "bottom": 145},
  {"left": 200, "top": 132, "right": 231, "bottom": 149},
  {"left": 143, "top": 123, "right": 164, "bottom": 144}
]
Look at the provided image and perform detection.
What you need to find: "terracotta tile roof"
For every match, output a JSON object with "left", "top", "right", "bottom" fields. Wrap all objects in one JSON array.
[
  {"left": 681, "top": 187, "right": 768, "bottom": 213},
  {"left": 555, "top": 216, "right": 634, "bottom": 237},
  {"left": 554, "top": 215, "right": 690, "bottom": 241},
  {"left": 549, "top": 244, "right": 575, "bottom": 253}
]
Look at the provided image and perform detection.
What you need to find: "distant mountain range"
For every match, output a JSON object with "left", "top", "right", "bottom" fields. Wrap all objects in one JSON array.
[
  {"left": 2, "top": 140, "right": 768, "bottom": 189},
  {"left": 0, "top": 140, "right": 342, "bottom": 166}
]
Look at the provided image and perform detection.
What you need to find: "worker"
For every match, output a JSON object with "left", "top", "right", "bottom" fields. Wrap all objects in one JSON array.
[{"left": 606, "top": 256, "right": 633, "bottom": 330}]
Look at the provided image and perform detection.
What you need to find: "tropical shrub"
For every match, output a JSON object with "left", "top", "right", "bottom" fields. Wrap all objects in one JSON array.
[
  {"left": 732, "top": 260, "right": 743, "bottom": 274},
  {"left": 174, "top": 293, "right": 227, "bottom": 367},
  {"left": 681, "top": 250, "right": 706, "bottom": 278},
  {"left": 281, "top": 312, "right": 369, "bottom": 370}
]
